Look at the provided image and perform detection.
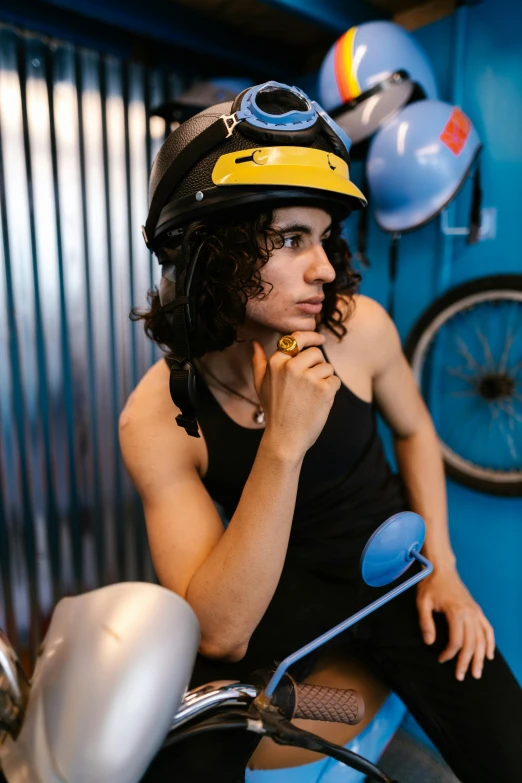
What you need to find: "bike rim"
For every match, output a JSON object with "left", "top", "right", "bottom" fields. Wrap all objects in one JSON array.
[{"left": 409, "top": 289, "right": 522, "bottom": 485}]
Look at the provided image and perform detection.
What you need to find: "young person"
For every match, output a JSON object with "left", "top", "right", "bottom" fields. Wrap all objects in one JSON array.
[{"left": 119, "top": 83, "right": 522, "bottom": 782}]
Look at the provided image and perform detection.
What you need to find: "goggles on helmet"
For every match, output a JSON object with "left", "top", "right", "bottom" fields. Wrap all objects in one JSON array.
[{"left": 233, "top": 81, "right": 352, "bottom": 153}]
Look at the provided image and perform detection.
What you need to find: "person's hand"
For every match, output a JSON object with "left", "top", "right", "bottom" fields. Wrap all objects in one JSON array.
[
  {"left": 252, "top": 331, "right": 341, "bottom": 458},
  {"left": 416, "top": 568, "right": 495, "bottom": 681}
]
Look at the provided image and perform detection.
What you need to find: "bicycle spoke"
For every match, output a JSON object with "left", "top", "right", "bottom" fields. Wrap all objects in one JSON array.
[
  {"left": 454, "top": 335, "right": 488, "bottom": 373},
  {"left": 511, "top": 360, "right": 522, "bottom": 377},
  {"left": 445, "top": 398, "right": 484, "bottom": 461},
  {"left": 475, "top": 326, "right": 496, "bottom": 369},
  {"left": 497, "top": 400, "right": 522, "bottom": 426},
  {"left": 498, "top": 317, "right": 519, "bottom": 373},
  {"left": 497, "top": 415, "right": 519, "bottom": 463},
  {"left": 466, "top": 401, "right": 495, "bottom": 464},
  {"left": 484, "top": 406, "right": 503, "bottom": 469},
  {"left": 439, "top": 397, "right": 473, "bottom": 445},
  {"left": 489, "top": 403, "right": 499, "bottom": 430},
  {"left": 473, "top": 410, "right": 491, "bottom": 454},
  {"left": 511, "top": 394, "right": 522, "bottom": 410},
  {"left": 446, "top": 366, "right": 477, "bottom": 385}
]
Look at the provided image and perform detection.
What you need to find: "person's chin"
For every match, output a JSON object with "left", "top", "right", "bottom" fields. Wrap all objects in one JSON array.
[
  {"left": 279, "top": 314, "right": 318, "bottom": 333},
  {"left": 247, "top": 312, "right": 319, "bottom": 335}
]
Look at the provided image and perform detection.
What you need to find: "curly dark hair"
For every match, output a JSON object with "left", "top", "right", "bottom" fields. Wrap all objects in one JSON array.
[{"left": 131, "top": 210, "right": 361, "bottom": 358}]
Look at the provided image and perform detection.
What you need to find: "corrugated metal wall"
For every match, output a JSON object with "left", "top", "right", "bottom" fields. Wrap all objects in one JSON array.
[{"left": 0, "top": 24, "right": 177, "bottom": 658}]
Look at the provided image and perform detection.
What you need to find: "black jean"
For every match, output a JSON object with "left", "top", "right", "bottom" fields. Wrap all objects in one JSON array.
[{"left": 140, "top": 558, "right": 522, "bottom": 783}]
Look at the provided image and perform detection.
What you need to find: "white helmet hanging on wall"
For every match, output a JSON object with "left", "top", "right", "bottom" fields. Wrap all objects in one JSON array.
[
  {"left": 366, "top": 99, "right": 481, "bottom": 234},
  {"left": 319, "top": 21, "right": 438, "bottom": 150},
  {"left": 141, "top": 81, "right": 367, "bottom": 438}
]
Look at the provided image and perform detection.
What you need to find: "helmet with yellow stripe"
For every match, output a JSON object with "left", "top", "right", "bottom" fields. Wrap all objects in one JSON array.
[
  {"left": 143, "top": 81, "right": 366, "bottom": 252},
  {"left": 319, "top": 21, "right": 438, "bottom": 147}
]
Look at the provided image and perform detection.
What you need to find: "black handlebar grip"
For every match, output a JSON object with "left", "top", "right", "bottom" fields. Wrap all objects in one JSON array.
[{"left": 292, "top": 683, "right": 365, "bottom": 725}]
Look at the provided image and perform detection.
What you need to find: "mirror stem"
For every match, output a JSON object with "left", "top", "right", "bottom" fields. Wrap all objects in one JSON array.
[{"left": 264, "top": 548, "right": 433, "bottom": 698}]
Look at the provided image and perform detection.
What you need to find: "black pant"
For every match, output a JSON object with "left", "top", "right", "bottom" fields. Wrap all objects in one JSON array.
[{"left": 141, "top": 558, "right": 522, "bottom": 783}]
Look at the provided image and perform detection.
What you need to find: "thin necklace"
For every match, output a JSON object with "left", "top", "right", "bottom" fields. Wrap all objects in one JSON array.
[{"left": 200, "top": 363, "right": 265, "bottom": 426}]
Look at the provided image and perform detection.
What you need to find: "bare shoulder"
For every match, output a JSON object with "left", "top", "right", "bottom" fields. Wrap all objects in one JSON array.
[
  {"left": 341, "top": 293, "right": 393, "bottom": 335},
  {"left": 333, "top": 294, "right": 402, "bottom": 376},
  {"left": 119, "top": 358, "right": 207, "bottom": 497},
  {"left": 120, "top": 357, "right": 174, "bottom": 425},
  {"left": 119, "top": 357, "right": 172, "bottom": 435}
]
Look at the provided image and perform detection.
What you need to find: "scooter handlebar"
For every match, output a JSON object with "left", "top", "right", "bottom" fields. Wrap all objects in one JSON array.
[{"left": 292, "top": 682, "right": 364, "bottom": 725}]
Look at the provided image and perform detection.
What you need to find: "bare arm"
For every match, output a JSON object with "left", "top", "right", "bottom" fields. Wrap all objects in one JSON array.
[
  {"left": 120, "top": 333, "right": 339, "bottom": 661},
  {"left": 365, "top": 297, "right": 494, "bottom": 678},
  {"left": 185, "top": 443, "right": 304, "bottom": 661},
  {"left": 369, "top": 306, "right": 455, "bottom": 570},
  {"left": 133, "top": 440, "right": 303, "bottom": 662}
]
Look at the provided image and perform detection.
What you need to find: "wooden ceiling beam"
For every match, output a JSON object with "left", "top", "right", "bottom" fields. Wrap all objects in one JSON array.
[{"left": 393, "top": 0, "right": 456, "bottom": 31}]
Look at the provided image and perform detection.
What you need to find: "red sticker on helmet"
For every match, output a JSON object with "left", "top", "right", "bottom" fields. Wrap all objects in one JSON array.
[{"left": 440, "top": 108, "right": 471, "bottom": 155}]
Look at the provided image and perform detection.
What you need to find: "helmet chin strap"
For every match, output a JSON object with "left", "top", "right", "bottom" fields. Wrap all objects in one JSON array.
[
  {"left": 159, "top": 241, "right": 205, "bottom": 438},
  {"left": 467, "top": 162, "right": 482, "bottom": 246}
]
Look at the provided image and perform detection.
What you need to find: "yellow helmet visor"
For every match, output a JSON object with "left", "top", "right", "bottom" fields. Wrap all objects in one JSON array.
[{"left": 211, "top": 146, "right": 367, "bottom": 206}]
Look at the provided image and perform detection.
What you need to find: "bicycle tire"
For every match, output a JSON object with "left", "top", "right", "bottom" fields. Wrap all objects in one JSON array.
[{"left": 404, "top": 274, "right": 522, "bottom": 496}]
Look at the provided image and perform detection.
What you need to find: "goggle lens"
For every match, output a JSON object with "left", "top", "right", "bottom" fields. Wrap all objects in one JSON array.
[{"left": 239, "top": 81, "right": 316, "bottom": 130}]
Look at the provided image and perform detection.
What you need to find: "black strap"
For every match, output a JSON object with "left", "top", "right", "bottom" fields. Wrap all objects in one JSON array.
[
  {"left": 170, "top": 360, "right": 200, "bottom": 438},
  {"left": 317, "top": 113, "right": 350, "bottom": 163},
  {"left": 171, "top": 273, "right": 192, "bottom": 359},
  {"left": 164, "top": 241, "right": 206, "bottom": 437},
  {"left": 169, "top": 298, "right": 199, "bottom": 437},
  {"left": 144, "top": 115, "right": 232, "bottom": 249},
  {"left": 467, "top": 163, "right": 482, "bottom": 245},
  {"left": 387, "top": 234, "right": 400, "bottom": 319},
  {"left": 161, "top": 295, "right": 190, "bottom": 322},
  {"left": 355, "top": 167, "right": 370, "bottom": 269}
]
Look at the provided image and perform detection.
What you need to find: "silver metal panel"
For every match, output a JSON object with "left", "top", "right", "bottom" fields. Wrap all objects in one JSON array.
[
  {"left": 1, "top": 583, "right": 200, "bottom": 783},
  {"left": 0, "top": 26, "right": 181, "bottom": 661}
]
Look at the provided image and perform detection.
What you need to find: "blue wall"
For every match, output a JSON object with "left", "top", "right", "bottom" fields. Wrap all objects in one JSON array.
[{"left": 343, "top": 0, "right": 522, "bottom": 683}]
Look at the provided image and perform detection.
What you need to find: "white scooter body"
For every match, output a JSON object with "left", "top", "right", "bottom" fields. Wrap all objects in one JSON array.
[{"left": 0, "top": 582, "right": 200, "bottom": 783}]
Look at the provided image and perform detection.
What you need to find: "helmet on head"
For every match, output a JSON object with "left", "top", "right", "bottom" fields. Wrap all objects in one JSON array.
[
  {"left": 319, "top": 21, "right": 438, "bottom": 148},
  {"left": 142, "top": 81, "right": 366, "bottom": 438},
  {"left": 144, "top": 80, "right": 366, "bottom": 252},
  {"left": 366, "top": 99, "right": 481, "bottom": 234}
]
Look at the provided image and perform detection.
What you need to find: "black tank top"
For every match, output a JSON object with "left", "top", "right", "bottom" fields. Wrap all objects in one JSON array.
[{"left": 194, "top": 353, "right": 409, "bottom": 576}]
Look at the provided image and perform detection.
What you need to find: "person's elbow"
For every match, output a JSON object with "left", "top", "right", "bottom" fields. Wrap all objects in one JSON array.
[{"left": 198, "top": 634, "right": 249, "bottom": 662}]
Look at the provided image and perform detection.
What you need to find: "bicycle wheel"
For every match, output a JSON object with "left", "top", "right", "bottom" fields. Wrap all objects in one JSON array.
[{"left": 404, "top": 275, "right": 522, "bottom": 496}]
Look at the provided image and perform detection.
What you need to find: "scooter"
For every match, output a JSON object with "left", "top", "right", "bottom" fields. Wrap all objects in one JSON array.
[{"left": 0, "top": 511, "right": 432, "bottom": 783}]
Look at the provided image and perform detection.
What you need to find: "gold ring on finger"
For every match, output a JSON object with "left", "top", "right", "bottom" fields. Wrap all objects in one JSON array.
[{"left": 277, "top": 335, "right": 299, "bottom": 357}]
